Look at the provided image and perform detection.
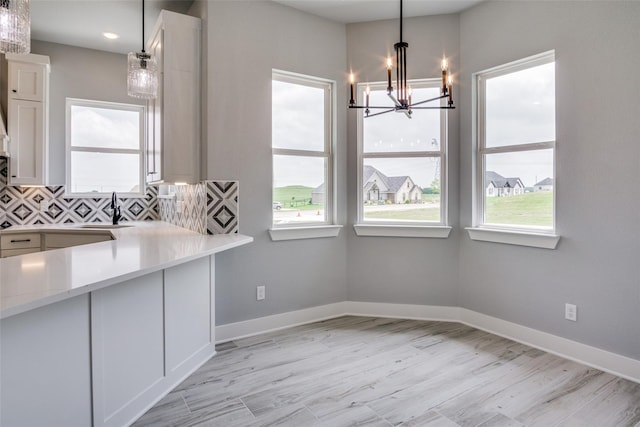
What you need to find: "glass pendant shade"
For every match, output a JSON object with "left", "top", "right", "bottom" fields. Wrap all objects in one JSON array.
[
  {"left": 127, "top": 51, "right": 158, "bottom": 99},
  {"left": 0, "top": 0, "right": 30, "bottom": 54}
]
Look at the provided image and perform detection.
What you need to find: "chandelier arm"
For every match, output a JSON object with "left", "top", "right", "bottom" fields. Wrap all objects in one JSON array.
[
  {"left": 349, "top": 105, "right": 404, "bottom": 110},
  {"left": 364, "top": 108, "right": 397, "bottom": 118},
  {"left": 409, "top": 94, "right": 450, "bottom": 107},
  {"left": 410, "top": 106, "right": 456, "bottom": 110}
]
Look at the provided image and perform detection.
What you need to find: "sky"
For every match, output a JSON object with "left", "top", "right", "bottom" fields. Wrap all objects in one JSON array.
[{"left": 70, "top": 104, "right": 142, "bottom": 193}]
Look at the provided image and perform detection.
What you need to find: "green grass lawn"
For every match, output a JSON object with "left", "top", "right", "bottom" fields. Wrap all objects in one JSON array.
[
  {"left": 273, "top": 186, "right": 321, "bottom": 211},
  {"left": 364, "top": 207, "right": 441, "bottom": 222},
  {"left": 485, "top": 191, "right": 553, "bottom": 227}
]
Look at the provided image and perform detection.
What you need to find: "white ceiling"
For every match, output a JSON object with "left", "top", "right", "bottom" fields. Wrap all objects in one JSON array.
[
  {"left": 31, "top": 0, "right": 194, "bottom": 54},
  {"left": 31, "top": 0, "right": 482, "bottom": 54},
  {"left": 272, "top": 0, "right": 483, "bottom": 23}
]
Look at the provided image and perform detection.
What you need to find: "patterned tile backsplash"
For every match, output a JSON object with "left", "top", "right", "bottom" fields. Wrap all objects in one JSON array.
[
  {"left": 159, "top": 180, "right": 239, "bottom": 235},
  {"left": 0, "top": 158, "right": 239, "bottom": 235}
]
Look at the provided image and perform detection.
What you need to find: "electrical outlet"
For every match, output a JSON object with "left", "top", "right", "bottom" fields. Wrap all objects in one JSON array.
[
  {"left": 39, "top": 200, "right": 49, "bottom": 212},
  {"left": 256, "top": 285, "right": 266, "bottom": 301},
  {"left": 565, "top": 303, "right": 577, "bottom": 321},
  {"left": 176, "top": 200, "right": 184, "bottom": 214}
]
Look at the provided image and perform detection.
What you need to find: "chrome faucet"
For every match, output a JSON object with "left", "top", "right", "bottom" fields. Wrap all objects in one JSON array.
[{"left": 111, "top": 192, "right": 122, "bottom": 225}]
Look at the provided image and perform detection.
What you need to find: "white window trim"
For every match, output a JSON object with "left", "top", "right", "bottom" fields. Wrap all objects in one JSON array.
[
  {"left": 470, "top": 51, "right": 559, "bottom": 248},
  {"left": 355, "top": 78, "right": 449, "bottom": 238},
  {"left": 354, "top": 224, "right": 451, "bottom": 239},
  {"left": 270, "top": 70, "right": 338, "bottom": 239},
  {"left": 269, "top": 225, "right": 342, "bottom": 241},
  {"left": 65, "top": 98, "right": 145, "bottom": 198}
]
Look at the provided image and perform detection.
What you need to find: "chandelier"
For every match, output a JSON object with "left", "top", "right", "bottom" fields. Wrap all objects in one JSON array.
[
  {"left": 348, "top": 0, "right": 454, "bottom": 118},
  {"left": 0, "top": 0, "right": 30, "bottom": 54},
  {"left": 127, "top": 0, "right": 158, "bottom": 99}
]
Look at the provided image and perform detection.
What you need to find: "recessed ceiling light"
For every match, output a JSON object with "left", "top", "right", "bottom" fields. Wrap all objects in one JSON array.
[{"left": 102, "top": 32, "right": 119, "bottom": 40}]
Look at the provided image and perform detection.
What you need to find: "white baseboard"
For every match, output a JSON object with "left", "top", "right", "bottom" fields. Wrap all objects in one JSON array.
[
  {"left": 215, "top": 301, "right": 349, "bottom": 343},
  {"left": 215, "top": 301, "right": 640, "bottom": 384}
]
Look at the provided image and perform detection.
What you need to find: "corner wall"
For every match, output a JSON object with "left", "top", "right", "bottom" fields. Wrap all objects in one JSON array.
[
  {"left": 458, "top": 1, "right": 640, "bottom": 360},
  {"left": 345, "top": 14, "right": 461, "bottom": 307},
  {"left": 202, "top": 1, "right": 349, "bottom": 325}
]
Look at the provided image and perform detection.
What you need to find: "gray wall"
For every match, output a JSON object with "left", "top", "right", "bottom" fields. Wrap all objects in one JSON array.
[
  {"left": 345, "top": 15, "right": 461, "bottom": 306},
  {"left": 30, "top": 40, "right": 144, "bottom": 185},
  {"left": 203, "top": 1, "right": 349, "bottom": 324},
  {"left": 458, "top": 1, "right": 640, "bottom": 359}
]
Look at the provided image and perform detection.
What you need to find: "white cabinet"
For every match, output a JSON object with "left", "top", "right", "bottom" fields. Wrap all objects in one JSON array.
[
  {"left": 146, "top": 11, "right": 201, "bottom": 185},
  {"left": 6, "top": 53, "right": 50, "bottom": 186},
  {"left": 90, "top": 257, "right": 215, "bottom": 427}
]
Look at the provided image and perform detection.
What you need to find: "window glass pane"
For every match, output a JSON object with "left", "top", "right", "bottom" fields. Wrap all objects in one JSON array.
[
  {"left": 485, "top": 62, "right": 555, "bottom": 147},
  {"left": 364, "top": 86, "right": 441, "bottom": 153},
  {"left": 272, "top": 80, "right": 325, "bottom": 151},
  {"left": 484, "top": 149, "right": 554, "bottom": 228},
  {"left": 70, "top": 105, "right": 140, "bottom": 149},
  {"left": 70, "top": 151, "right": 141, "bottom": 193},
  {"left": 363, "top": 157, "right": 440, "bottom": 223},
  {"left": 273, "top": 155, "right": 326, "bottom": 225}
]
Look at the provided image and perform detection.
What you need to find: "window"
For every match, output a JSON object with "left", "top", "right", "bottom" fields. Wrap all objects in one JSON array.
[
  {"left": 475, "top": 52, "right": 556, "bottom": 233},
  {"left": 271, "top": 71, "right": 333, "bottom": 227},
  {"left": 66, "top": 98, "right": 144, "bottom": 197},
  {"left": 358, "top": 80, "right": 447, "bottom": 226}
]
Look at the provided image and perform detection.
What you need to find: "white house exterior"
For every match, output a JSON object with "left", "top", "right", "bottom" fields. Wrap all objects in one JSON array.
[
  {"left": 311, "top": 165, "right": 423, "bottom": 205},
  {"left": 363, "top": 165, "right": 422, "bottom": 204},
  {"left": 534, "top": 177, "right": 554, "bottom": 192},
  {"left": 485, "top": 171, "right": 525, "bottom": 197}
]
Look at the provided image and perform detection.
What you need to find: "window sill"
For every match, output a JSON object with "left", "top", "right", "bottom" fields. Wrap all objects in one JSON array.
[
  {"left": 353, "top": 224, "right": 452, "bottom": 238},
  {"left": 269, "top": 225, "right": 342, "bottom": 242},
  {"left": 466, "top": 227, "right": 560, "bottom": 249}
]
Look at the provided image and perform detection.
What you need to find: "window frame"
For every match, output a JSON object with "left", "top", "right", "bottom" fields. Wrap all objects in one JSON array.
[
  {"left": 356, "top": 78, "right": 449, "bottom": 229},
  {"left": 474, "top": 51, "right": 557, "bottom": 235},
  {"left": 65, "top": 98, "right": 145, "bottom": 198},
  {"left": 270, "top": 70, "right": 335, "bottom": 230}
]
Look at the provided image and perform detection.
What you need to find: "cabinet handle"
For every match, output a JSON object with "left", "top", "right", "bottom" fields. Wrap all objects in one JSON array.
[
  {"left": 11, "top": 175, "right": 16, "bottom": 178},
  {"left": 11, "top": 89, "right": 16, "bottom": 93},
  {"left": 10, "top": 239, "right": 31, "bottom": 243}
]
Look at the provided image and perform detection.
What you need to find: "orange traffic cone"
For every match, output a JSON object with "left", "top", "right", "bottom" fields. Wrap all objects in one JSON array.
[
  {"left": 317, "top": 210, "right": 321, "bottom": 215},
  {"left": 297, "top": 211, "right": 301, "bottom": 217}
]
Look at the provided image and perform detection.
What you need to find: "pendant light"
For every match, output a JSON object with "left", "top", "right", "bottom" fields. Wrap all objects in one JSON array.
[
  {"left": 348, "top": 0, "right": 454, "bottom": 118},
  {"left": 127, "top": 0, "right": 157, "bottom": 99},
  {"left": 0, "top": 0, "right": 30, "bottom": 54}
]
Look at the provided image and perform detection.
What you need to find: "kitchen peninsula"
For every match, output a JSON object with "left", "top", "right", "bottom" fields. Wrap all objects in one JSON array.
[{"left": 0, "top": 221, "right": 252, "bottom": 427}]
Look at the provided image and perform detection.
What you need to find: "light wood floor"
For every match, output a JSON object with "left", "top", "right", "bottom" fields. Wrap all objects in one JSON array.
[{"left": 133, "top": 316, "right": 640, "bottom": 427}]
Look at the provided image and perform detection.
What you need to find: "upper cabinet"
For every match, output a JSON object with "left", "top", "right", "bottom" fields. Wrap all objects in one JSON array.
[
  {"left": 146, "top": 11, "right": 201, "bottom": 185},
  {"left": 6, "top": 53, "right": 50, "bottom": 186}
]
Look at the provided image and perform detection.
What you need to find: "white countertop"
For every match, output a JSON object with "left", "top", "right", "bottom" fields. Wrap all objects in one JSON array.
[{"left": 0, "top": 222, "right": 253, "bottom": 319}]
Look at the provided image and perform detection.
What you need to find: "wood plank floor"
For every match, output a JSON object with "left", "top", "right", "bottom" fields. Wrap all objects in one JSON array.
[{"left": 133, "top": 316, "right": 640, "bottom": 427}]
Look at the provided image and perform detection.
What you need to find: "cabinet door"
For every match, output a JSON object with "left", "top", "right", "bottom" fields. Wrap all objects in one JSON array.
[
  {"left": 91, "top": 272, "right": 165, "bottom": 427},
  {"left": 8, "top": 61, "right": 45, "bottom": 101},
  {"left": 146, "top": 28, "right": 163, "bottom": 184},
  {"left": 164, "top": 257, "right": 212, "bottom": 374},
  {"left": 8, "top": 99, "right": 45, "bottom": 185}
]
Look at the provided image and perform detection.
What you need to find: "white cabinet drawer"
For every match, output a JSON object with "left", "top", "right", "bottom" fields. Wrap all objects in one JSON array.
[
  {"left": 1, "top": 248, "right": 41, "bottom": 258},
  {"left": 1, "top": 233, "right": 41, "bottom": 250},
  {"left": 45, "top": 233, "right": 112, "bottom": 249}
]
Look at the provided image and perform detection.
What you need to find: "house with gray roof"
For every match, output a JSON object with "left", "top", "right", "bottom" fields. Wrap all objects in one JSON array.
[
  {"left": 534, "top": 177, "right": 554, "bottom": 192},
  {"left": 485, "top": 171, "right": 525, "bottom": 197},
  {"left": 362, "top": 165, "right": 422, "bottom": 204},
  {"left": 311, "top": 165, "right": 423, "bottom": 205}
]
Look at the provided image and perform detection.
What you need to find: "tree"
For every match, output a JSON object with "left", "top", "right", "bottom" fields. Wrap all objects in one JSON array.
[{"left": 431, "top": 179, "right": 441, "bottom": 194}]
